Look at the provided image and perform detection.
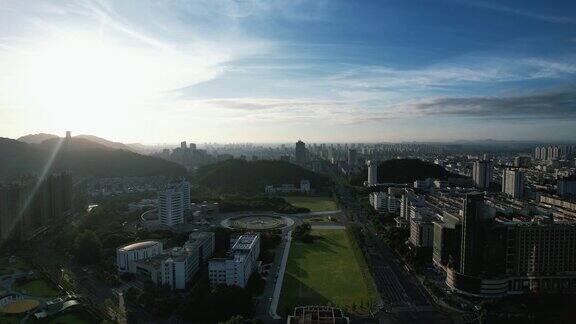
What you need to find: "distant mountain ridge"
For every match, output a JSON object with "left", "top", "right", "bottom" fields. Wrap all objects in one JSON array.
[
  {"left": 17, "top": 133, "right": 145, "bottom": 153},
  {"left": 195, "top": 159, "right": 329, "bottom": 194},
  {"left": 0, "top": 136, "right": 186, "bottom": 180},
  {"left": 17, "top": 133, "right": 58, "bottom": 144}
]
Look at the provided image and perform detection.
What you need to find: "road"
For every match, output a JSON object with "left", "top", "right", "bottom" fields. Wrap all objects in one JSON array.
[
  {"left": 336, "top": 185, "right": 449, "bottom": 324},
  {"left": 254, "top": 230, "right": 292, "bottom": 324}
]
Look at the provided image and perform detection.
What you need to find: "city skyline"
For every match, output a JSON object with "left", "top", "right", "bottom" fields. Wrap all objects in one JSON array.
[{"left": 1, "top": 0, "right": 576, "bottom": 143}]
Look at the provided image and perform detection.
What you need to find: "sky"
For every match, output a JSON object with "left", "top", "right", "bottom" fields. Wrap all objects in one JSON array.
[{"left": 0, "top": 0, "right": 575, "bottom": 144}]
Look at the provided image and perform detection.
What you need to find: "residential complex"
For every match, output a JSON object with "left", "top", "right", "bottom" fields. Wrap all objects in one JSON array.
[{"left": 0, "top": 172, "right": 73, "bottom": 242}]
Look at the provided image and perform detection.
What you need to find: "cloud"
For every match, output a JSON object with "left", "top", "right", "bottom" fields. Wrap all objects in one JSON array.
[
  {"left": 330, "top": 58, "right": 576, "bottom": 93},
  {"left": 402, "top": 86, "right": 576, "bottom": 119},
  {"left": 455, "top": 0, "right": 576, "bottom": 25}
]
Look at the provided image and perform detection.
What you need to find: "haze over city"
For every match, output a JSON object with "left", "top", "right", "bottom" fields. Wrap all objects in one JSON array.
[
  {"left": 4, "top": 1, "right": 576, "bottom": 324},
  {"left": 1, "top": 0, "right": 575, "bottom": 143}
]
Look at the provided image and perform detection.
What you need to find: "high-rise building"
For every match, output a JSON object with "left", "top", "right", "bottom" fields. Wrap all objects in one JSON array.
[
  {"left": 502, "top": 169, "right": 525, "bottom": 199},
  {"left": 557, "top": 176, "right": 576, "bottom": 198},
  {"left": 180, "top": 141, "right": 187, "bottom": 150},
  {"left": 347, "top": 148, "right": 357, "bottom": 167},
  {"left": 158, "top": 180, "right": 190, "bottom": 227},
  {"left": 460, "top": 192, "right": 484, "bottom": 276},
  {"left": 367, "top": 160, "right": 378, "bottom": 186},
  {"left": 472, "top": 160, "right": 492, "bottom": 189},
  {"left": 0, "top": 172, "right": 73, "bottom": 242},
  {"left": 295, "top": 140, "right": 307, "bottom": 165}
]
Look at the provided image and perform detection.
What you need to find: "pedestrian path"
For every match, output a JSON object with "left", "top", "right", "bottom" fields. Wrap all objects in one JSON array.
[{"left": 269, "top": 231, "right": 292, "bottom": 319}]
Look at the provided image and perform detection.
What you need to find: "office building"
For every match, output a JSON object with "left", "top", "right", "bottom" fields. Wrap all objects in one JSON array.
[
  {"left": 472, "top": 160, "right": 492, "bottom": 189},
  {"left": 502, "top": 169, "right": 525, "bottom": 199},
  {"left": 117, "top": 241, "right": 163, "bottom": 273},
  {"left": 295, "top": 140, "right": 307, "bottom": 165},
  {"left": 459, "top": 192, "right": 484, "bottom": 276},
  {"left": 158, "top": 180, "right": 190, "bottom": 227},
  {"left": 367, "top": 160, "right": 378, "bottom": 186},
  {"left": 188, "top": 232, "right": 216, "bottom": 262},
  {"left": 409, "top": 216, "right": 434, "bottom": 248},
  {"left": 127, "top": 232, "right": 214, "bottom": 290},
  {"left": 209, "top": 233, "right": 260, "bottom": 288},
  {"left": 369, "top": 191, "right": 399, "bottom": 213},
  {"left": 557, "top": 176, "right": 576, "bottom": 198}
]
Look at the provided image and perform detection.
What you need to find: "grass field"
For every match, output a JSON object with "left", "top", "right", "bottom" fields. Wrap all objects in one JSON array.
[
  {"left": 282, "top": 196, "right": 338, "bottom": 212},
  {"left": 279, "top": 229, "right": 377, "bottom": 315},
  {"left": 14, "top": 279, "right": 59, "bottom": 297}
]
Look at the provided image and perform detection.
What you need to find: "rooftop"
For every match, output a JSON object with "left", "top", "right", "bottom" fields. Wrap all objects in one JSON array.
[{"left": 118, "top": 240, "right": 160, "bottom": 252}]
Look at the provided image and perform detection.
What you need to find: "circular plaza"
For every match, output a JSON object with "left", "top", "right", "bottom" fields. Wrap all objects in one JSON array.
[{"left": 221, "top": 214, "right": 294, "bottom": 231}]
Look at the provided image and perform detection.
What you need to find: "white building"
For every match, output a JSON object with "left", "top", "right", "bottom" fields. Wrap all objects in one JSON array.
[
  {"left": 158, "top": 180, "right": 190, "bottom": 227},
  {"left": 161, "top": 246, "right": 199, "bottom": 290},
  {"left": 473, "top": 160, "right": 493, "bottom": 189},
  {"left": 367, "top": 160, "right": 378, "bottom": 186},
  {"left": 209, "top": 233, "right": 260, "bottom": 288},
  {"left": 502, "top": 169, "right": 525, "bottom": 199},
  {"left": 132, "top": 232, "right": 215, "bottom": 290},
  {"left": 265, "top": 180, "right": 311, "bottom": 194},
  {"left": 116, "top": 241, "right": 163, "bottom": 273},
  {"left": 400, "top": 191, "right": 425, "bottom": 221},
  {"left": 369, "top": 191, "right": 399, "bottom": 213}
]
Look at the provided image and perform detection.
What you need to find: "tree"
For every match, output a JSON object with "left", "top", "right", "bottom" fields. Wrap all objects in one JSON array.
[
  {"left": 246, "top": 272, "right": 266, "bottom": 296},
  {"left": 293, "top": 223, "right": 314, "bottom": 243},
  {"left": 73, "top": 230, "right": 103, "bottom": 265}
]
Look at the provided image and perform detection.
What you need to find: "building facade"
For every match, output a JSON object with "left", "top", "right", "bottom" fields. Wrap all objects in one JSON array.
[
  {"left": 472, "top": 160, "right": 492, "bottom": 189},
  {"left": 502, "top": 169, "right": 525, "bottom": 199},
  {"left": 117, "top": 241, "right": 163, "bottom": 273},
  {"left": 209, "top": 233, "right": 260, "bottom": 288}
]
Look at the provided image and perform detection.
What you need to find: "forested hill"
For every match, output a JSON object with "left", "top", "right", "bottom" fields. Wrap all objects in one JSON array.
[
  {"left": 351, "top": 158, "right": 464, "bottom": 185},
  {"left": 0, "top": 137, "right": 186, "bottom": 180},
  {"left": 195, "top": 159, "right": 328, "bottom": 193}
]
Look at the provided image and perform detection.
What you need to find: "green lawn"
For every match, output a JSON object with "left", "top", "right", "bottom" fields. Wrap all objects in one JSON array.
[
  {"left": 282, "top": 196, "right": 338, "bottom": 212},
  {"left": 279, "top": 229, "right": 377, "bottom": 315},
  {"left": 14, "top": 279, "right": 60, "bottom": 297}
]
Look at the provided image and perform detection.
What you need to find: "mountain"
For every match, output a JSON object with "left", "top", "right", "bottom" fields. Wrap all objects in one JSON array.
[
  {"left": 195, "top": 159, "right": 329, "bottom": 194},
  {"left": 75, "top": 134, "right": 143, "bottom": 153},
  {"left": 17, "top": 133, "right": 145, "bottom": 153},
  {"left": 0, "top": 137, "right": 186, "bottom": 180},
  {"left": 17, "top": 133, "right": 59, "bottom": 144},
  {"left": 351, "top": 158, "right": 464, "bottom": 185}
]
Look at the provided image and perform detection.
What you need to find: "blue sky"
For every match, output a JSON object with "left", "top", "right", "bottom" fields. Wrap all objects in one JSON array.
[{"left": 0, "top": 0, "right": 575, "bottom": 143}]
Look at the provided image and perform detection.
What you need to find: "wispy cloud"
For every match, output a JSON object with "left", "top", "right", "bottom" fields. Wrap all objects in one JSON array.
[
  {"left": 455, "top": 0, "right": 576, "bottom": 24},
  {"left": 403, "top": 86, "right": 576, "bottom": 119},
  {"left": 330, "top": 58, "right": 576, "bottom": 93}
]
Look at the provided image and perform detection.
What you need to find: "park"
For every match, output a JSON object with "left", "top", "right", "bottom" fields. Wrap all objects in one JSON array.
[{"left": 279, "top": 228, "right": 378, "bottom": 316}]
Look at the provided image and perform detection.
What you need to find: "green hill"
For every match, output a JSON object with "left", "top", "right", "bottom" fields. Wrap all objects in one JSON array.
[
  {"left": 195, "top": 159, "right": 328, "bottom": 194},
  {"left": 0, "top": 137, "right": 186, "bottom": 180},
  {"left": 351, "top": 158, "right": 463, "bottom": 185}
]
